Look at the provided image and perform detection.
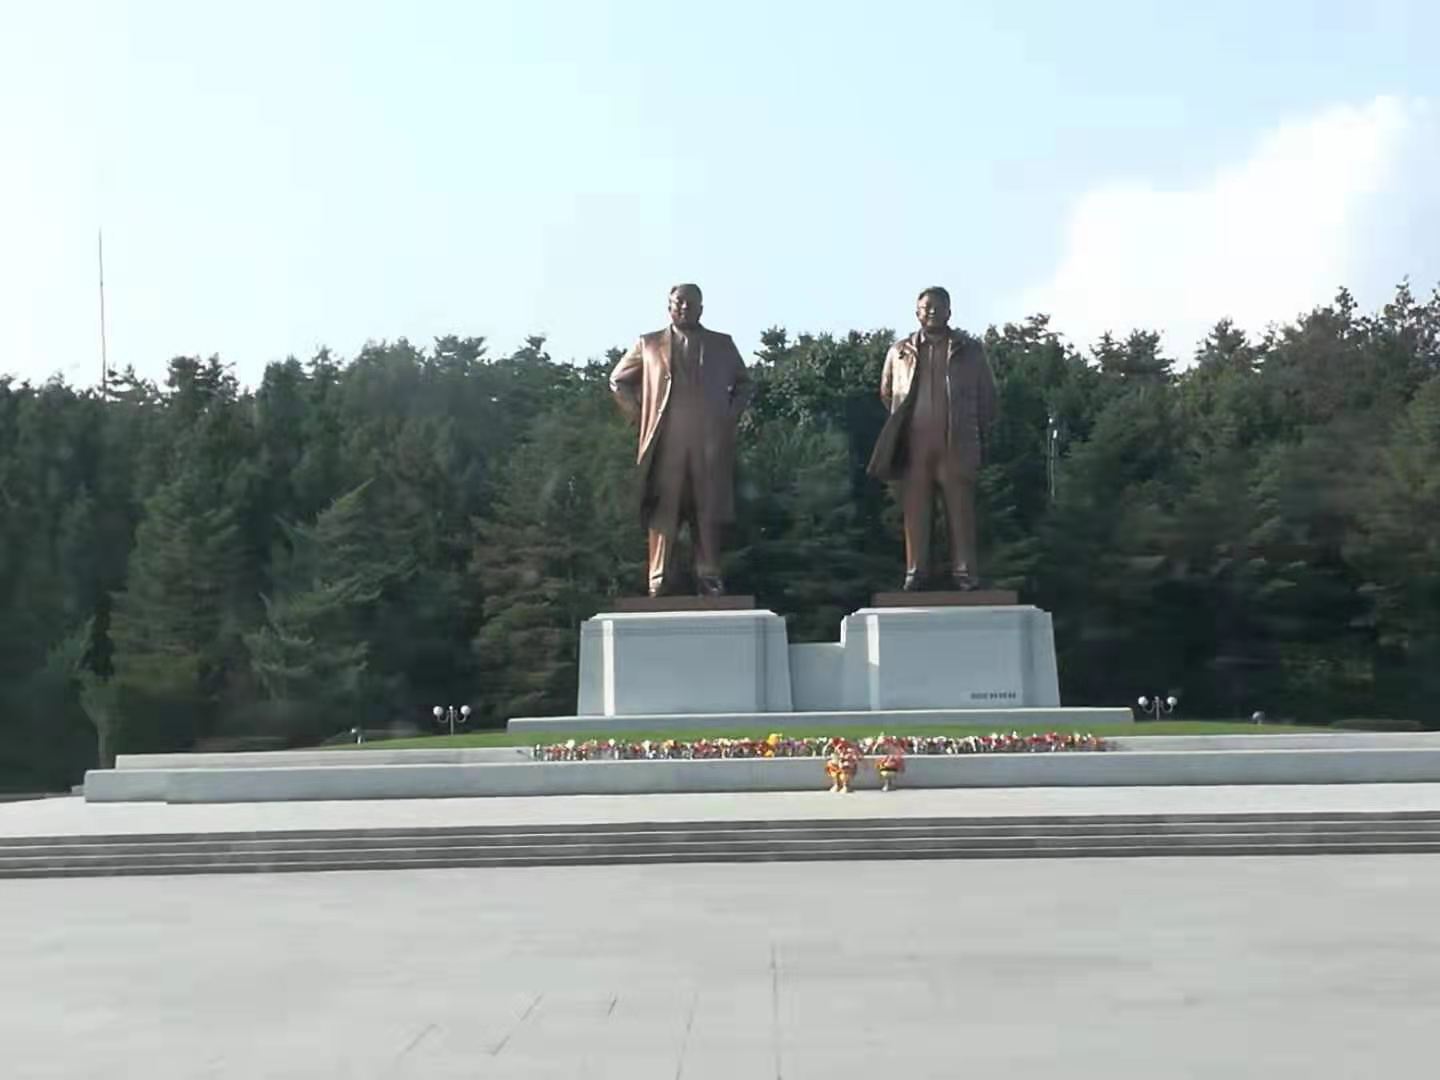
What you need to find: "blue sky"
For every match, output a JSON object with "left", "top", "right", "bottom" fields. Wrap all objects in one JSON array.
[{"left": 3, "top": 0, "right": 1438, "bottom": 388}]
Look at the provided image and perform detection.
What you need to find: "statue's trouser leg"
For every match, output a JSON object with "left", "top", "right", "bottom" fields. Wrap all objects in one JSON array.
[
  {"left": 647, "top": 428, "right": 690, "bottom": 595},
  {"left": 938, "top": 459, "right": 978, "bottom": 580},
  {"left": 692, "top": 507, "right": 721, "bottom": 581},
  {"left": 675, "top": 425, "right": 720, "bottom": 583},
  {"left": 901, "top": 443, "right": 939, "bottom": 578},
  {"left": 646, "top": 530, "right": 672, "bottom": 595},
  {"left": 691, "top": 440, "right": 720, "bottom": 584}
]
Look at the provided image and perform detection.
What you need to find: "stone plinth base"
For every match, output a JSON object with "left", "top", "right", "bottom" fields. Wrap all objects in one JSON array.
[
  {"left": 572, "top": 603, "right": 1062, "bottom": 720},
  {"left": 790, "top": 605, "right": 1061, "bottom": 712},
  {"left": 576, "top": 609, "right": 792, "bottom": 717},
  {"left": 871, "top": 590, "right": 1019, "bottom": 607},
  {"left": 609, "top": 595, "right": 755, "bottom": 612}
]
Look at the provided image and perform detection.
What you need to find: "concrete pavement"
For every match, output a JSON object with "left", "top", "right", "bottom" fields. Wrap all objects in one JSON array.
[{"left": 2, "top": 855, "right": 1437, "bottom": 1078}]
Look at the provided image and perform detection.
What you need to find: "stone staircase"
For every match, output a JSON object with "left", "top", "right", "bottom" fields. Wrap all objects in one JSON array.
[{"left": 5, "top": 811, "right": 1440, "bottom": 878}]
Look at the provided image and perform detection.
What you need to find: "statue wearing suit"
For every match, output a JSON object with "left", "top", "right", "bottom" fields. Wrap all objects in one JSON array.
[
  {"left": 610, "top": 284, "right": 752, "bottom": 596},
  {"left": 867, "top": 286, "right": 998, "bottom": 591}
]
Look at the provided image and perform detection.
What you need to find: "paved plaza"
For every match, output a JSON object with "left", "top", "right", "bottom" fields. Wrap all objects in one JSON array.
[{"left": 3, "top": 851, "right": 1439, "bottom": 1078}]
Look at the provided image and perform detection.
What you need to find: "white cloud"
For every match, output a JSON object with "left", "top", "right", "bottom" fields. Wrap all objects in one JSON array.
[{"left": 1019, "top": 96, "right": 1429, "bottom": 362}]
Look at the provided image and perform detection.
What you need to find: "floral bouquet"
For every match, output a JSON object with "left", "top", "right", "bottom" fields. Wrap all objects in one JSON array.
[
  {"left": 874, "top": 735, "right": 907, "bottom": 792},
  {"left": 824, "top": 738, "right": 863, "bottom": 793}
]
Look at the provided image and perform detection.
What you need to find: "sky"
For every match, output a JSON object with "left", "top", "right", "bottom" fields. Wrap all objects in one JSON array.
[{"left": 3, "top": 0, "right": 1439, "bottom": 389}]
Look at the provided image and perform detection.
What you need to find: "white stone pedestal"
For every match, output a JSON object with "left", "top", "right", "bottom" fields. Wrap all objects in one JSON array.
[
  {"left": 541, "top": 601, "right": 1084, "bottom": 732},
  {"left": 576, "top": 610, "right": 793, "bottom": 717},
  {"left": 791, "top": 605, "right": 1061, "bottom": 711}
]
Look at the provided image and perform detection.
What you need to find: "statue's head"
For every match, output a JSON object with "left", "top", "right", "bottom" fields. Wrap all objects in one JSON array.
[
  {"left": 668, "top": 283, "right": 703, "bottom": 330},
  {"left": 915, "top": 286, "right": 952, "bottom": 334}
]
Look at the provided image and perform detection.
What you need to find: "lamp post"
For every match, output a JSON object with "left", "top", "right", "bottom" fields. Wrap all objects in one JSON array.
[
  {"left": 1137, "top": 694, "right": 1178, "bottom": 722},
  {"left": 1046, "top": 413, "right": 1061, "bottom": 503},
  {"left": 431, "top": 704, "right": 472, "bottom": 737}
]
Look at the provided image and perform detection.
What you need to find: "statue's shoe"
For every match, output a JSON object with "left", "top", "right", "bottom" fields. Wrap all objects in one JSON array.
[{"left": 697, "top": 576, "right": 726, "bottom": 597}]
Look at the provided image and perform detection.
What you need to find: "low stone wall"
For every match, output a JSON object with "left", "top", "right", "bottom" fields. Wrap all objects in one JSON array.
[
  {"left": 1110, "top": 733, "right": 1440, "bottom": 752},
  {"left": 114, "top": 748, "right": 533, "bottom": 770},
  {"left": 85, "top": 745, "right": 1440, "bottom": 803}
]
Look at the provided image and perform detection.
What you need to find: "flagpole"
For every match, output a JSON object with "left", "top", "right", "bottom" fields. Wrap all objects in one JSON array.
[{"left": 98, "top": 229, "right": 109, "bottom": 396}]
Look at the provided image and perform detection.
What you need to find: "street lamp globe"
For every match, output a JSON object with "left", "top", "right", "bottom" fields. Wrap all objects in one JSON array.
[
  {"left": 460, "top": 705, "right": 472, "bottom": 719},
  {"left": 1137, "top": 696, "right": 1150, "bottom": 709},
  {"left": 432, "top": 705, "right": 444, "bottom": 719},
  {"left": 1165, "top": 696, "right": 1178, "bottom": 709}
]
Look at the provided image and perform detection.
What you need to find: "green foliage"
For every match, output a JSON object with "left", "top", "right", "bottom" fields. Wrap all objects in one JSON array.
[
  {"left": 1347, "top": 377, "right": 1440, "bottom": 714},
  {"left": 0, "top": 623, "right": 96, "bottom": 789},
  {"left": 730, "top": 420, "right": 888, "bottom": 639},
  {"left": 1, "top": 284, "right": 1438, "bottom": 787}
]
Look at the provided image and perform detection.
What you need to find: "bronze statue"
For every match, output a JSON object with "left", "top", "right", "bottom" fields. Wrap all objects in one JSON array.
[
  {"left": 867, "top": 286, "right": 998, "bottom": 591},
  {"left": 610, "top": 284, "right": 752, "bottom": 596}
]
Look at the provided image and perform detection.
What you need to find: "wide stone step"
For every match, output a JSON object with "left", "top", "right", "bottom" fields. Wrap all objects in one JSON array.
[
  {"left": 9, "top": 816, "right": 1440, "bottom": 859},
  {"left": 9, "top": 812, "right": 1440, "bottom": 847},
  {"left": 5, "top": 827, "right": 1440, "bottom": 866},
  {"left": 15, "top": 807, "right": 1440, "bottom": 844},
  {"left": 6, "top": 815, "right": 1440, "bottom": 878}
]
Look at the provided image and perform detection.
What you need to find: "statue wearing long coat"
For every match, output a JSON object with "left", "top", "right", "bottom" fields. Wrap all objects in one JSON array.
[
  {"left": 867, "top": 328, "right": 997, "bottom": 584},
  {"left": 611, "top": 325, "right": 751, "bottom": 594}
]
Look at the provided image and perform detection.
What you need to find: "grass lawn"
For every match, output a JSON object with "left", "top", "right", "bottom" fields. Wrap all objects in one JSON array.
[{"left": 334, "top": 720, "right": 1327, "bottom": 750}]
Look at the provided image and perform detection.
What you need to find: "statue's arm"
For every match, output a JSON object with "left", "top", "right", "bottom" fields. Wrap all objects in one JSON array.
[{"left": 609, "top": 340, "right": 644, "bottom": 421}]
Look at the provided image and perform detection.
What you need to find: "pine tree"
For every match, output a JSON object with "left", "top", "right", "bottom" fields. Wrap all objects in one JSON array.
[
  {"left": 103, "top": 473, "right": 247, "bottom": 753},
  {"left": 244, "top": 479, "right": 418, "bottom": 742},
  {"left": 472, "top": 390, "right": 641, "bottom": 719}
]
